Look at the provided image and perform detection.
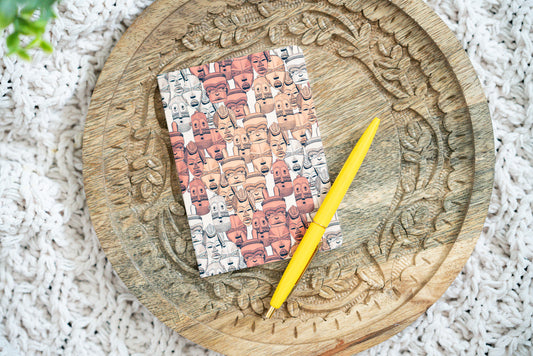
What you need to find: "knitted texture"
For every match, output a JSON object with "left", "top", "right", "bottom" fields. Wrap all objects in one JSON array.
[{"left": 0, "top": 0, "right": 531, "bottom": 354}]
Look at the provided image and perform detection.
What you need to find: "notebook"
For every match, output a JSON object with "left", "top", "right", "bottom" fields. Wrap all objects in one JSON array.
[{"left": 157, "top": 46, "right": 343, "bottom": 277}]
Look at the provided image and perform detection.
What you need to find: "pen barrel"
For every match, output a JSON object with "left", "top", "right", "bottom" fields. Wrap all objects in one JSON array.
[
  {"left": 313, "top": 118, "right": 380, "bottom": 227},
  {"left": 269, "top": 222, "right": 325, "bottom": 309}
]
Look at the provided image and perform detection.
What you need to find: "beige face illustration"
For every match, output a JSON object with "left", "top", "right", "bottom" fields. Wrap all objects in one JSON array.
[
  {"left": 250, "top": 142, "right": 273, "bottom": 175},
  {"left": 206, "top": 129, "right": 226, "bottom": 161},
  {"left": 201, "top": 158, "right": 221, "bottom": 192},
  {"left": 268, "top": 224, "right": 292, "bottom": 259},
  {"left": 217, "top": 176, "right": 235, "bottom": 209},
  {"left": 213, "top": 106, "right": 236, "bottom": 143},
  {"left": 233, "top": 128, "right": 252, "bottom": 163},
  {"left": 268, "top": 123, "right": 288, "bottom": 160},
  {"left": 299, "top": 97, "right": 317, "bottom": 125},
  {"left": 274, "top": 92, "right": 296, "bottom": 132},
  {"left": 225, "top": 88, "right": 249, "bottom": 120},
  {"left": 291, "top": 113, "right": 311, "bottom": 145},
  {"left": 253, "top": 77, "right": 275, "bottom": 113},
  {"left": 221, "top": 157, "right": 247, "bottom": 187},
  {"left": 244, "top": 173, "right": 266, "bottom": 205},
  {"left": 232, "top": 189, "right": 254, "bottom": 226},
  {"left": 243, "top": 113, "right": 268, "bottom": 145},
  {"left": 265, "top": 55, "right": 286, "bottom": 91},
  {"left": 184, "top": 142, "right": 205, "bottom": 179},
  {"left": 282, "top": 72, "right": 299, "bottom": 107}
]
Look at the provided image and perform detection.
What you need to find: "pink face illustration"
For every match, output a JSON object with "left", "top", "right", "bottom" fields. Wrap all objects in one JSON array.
[
  {"left": 244, "top": 173, "right": 266, "bottom": 205},
  {"left": 265, "top": 55, "right": 286, "bottom": 91},
  {"left": 184, "top": 142, "right": 205, "bottom": 179},
  {"left": 169, "top": 131, "right": 185, "bottom": 161},
  {"left": 253, "top": 77, "right": 274, "bottom": 113},
  {"left": 218, "top": 59, "right": 233, "bottom": 80},
  {"left": 203, "top": 73, "right": 228, "bottom": 103},
  {"left": 190, "top": 64, "right": 209, "bottom": 81},
  {"left": 225, "top": 88, "right": 249, "bottom": 120},
  {"left": 240, "top": 240, "right": 266, "bottom": 267},
  {"left": 201, "top": 158, "right": 221, "bottom": 192},
  {"left": 231, "top": 57, "right": 254, "bottom": 92},
  {"left": 232, "top": 189, "right": 254, "bottom": 226},
  {"left": 226, "top": 215, "right": 247, "bottom": 247},
  {"left": 268, "top": 224, "right": 291, "bottom": 259},
  {"left": 188, "top": 178, "right": 210, "bottom": 215},
  {"left": 262, "top": 194, "right": 287, "bottom": 227},
  {"left": 287, "top": 206, "right": 307, "bottom": 243},
  {"left": 191, "top": 111, "right": 213, "bottom": 150},
  {"left": 176, "top": 160, "right": 189, "bottom": 193},
  {"left": 233, "top": 128, "right": 251, "bottom": 163},
  {"left": 250, "top": 142, "right": 273, "bottom": 175},
  {"left": 243, "top": 113, "right": 268, "bottom": 144},
  {"left": 249, "top": 51, "right": 270, "bottom": 76},
  {"left": 271, "top": 160, "right": 293, "bottom": 197},
  {"left": 213, "top": 106, "right": 236, "bottom": 143},
  {"left": 206, "top": 129, "right": 226, "bottom": 161},
  {"left": 252, "top": 211, "right": 270, "bottom": 243},
  {"left": 221, "top": 157, "right": 247, "bottom": 187},
  {"left": 293, "top": 175, "right": 314, "bottom": 214}
]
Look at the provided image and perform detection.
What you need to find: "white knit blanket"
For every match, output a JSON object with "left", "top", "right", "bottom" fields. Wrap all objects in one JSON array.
[{"left": 1, "top": 0, "right": 531, "bottom": 354}]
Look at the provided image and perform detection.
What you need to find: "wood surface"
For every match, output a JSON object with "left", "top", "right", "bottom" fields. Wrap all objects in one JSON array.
[{"left": 82, "top": 0, "right": 494, "bottom": 354}]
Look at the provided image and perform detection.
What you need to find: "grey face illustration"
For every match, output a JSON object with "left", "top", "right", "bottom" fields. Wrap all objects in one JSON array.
[
  {"left": 168, "top": 71, "right": 185, "bottom": 97},
  {"left": 285, "top": 53, "right": 308, "bottom": 84},
  {"left": 182, "top": 73, "right": 203, "bottom": 109},
  {"left": 205, "top": 262, "right": 224, "bottom": 276},
  {"left": 220, "top": 241, "right": 241, "bottom": 272},
  {"left": 324, "top": 222, "right": 343, "bottom": 250},
  {"left": 200, "top": 102, "right": 216, "bottom": 126},
  {"left": 188, "top": 214, "right": 204, "bottom": 246},
  {"left": 194, "top": 245, "right": 208, "bottom": 275},
  {"left": 169, "top": 95, "right": 191, "bottom": 132},
  {"left": 209, "top": 195, "right": 231, "bottom": 233},
  {"left": 306, "top": 139, "right": 329, "bottom": 183},
  {"left": 205, "top": 236, "right": 222, "bottom": 262},
  {"left": 284, "top": 138, "right": 304, "bottom": 174}
]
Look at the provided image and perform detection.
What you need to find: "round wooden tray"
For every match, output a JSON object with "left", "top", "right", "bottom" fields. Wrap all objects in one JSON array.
[{"left": 83, "top": 0, "right": 494, "bottom": 354}]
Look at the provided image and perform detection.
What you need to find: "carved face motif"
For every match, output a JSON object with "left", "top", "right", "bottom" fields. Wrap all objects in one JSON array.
[
  {"left": 269, "top": 131, "right": 287, "bottom": 160},
  {"left": 291, "top": 113, "right": 310, "bottom": 145},
  {"left": 209, "top": 195, "right": 231, "bottom": 232},
  {"left": 325, "top": 223, "right": 342, "bottom": 250},
  {"left": 293, "top": 175, "right": 314, "bottom": 214},
  {"left": 188, "top": 179, "right": 210, "bottom": 215},
  {"left": 241, "top": 241, "right": 266, "bottom": 267},
  {"left": 287, "top": 207, "right": 306, "bottom": 243},
  {"left": 262, "top": 197, "right": 287, "bottom": 226},
  {"left": 274, "top": 93, "right": 296, "bottom": 132},
  {"left": 214, "top": 107, "right": 235, "bottom": 143},
  {"left": 218, "top": 59, "right": 233, "bottom": 80},
  {"left": 244, "top": 174, "right": 266, "bottom": 205},
  {"left": 244, "top": 114, "right": 268, "bottom": 144},
  {"left": 231, "top": 57, "right": 254, "bottom": 92},
  {"left": 190, "top": 64, "right": 209, "bottom": 81},
  {"left": 225, "top": 89, "right": 249, "bottom": 120},
  {"left": 221, "top": 158, "right": 247, "bottom": 187},
  {"left": 192, "top": 112, "right": 213, "bottom": 149},
  {"left": 271, "top": 160, "right": 293, "bottom": 197},
  {"left": 253, "top": 77, "right": 274, "bottom": 113},
  {"left": 234, "top": 196, "right": 254, "bottom": 226},
  {"left": 250, "top": 51, "right": 269, "bottom": 76},
  {"left": 169, "top": 132, "right": 185, "bottom": 161},
  {"left": 201, "top": 158, "right": 221, "bottom": 192},
  {"left": 205, "top": 129, "right": 226, "bottom": 161},
  {"left": 218, "top": 183, "right": 235, "bottom": 209},
  {"left": 306, "top": 140, "right": 329, "bottom": 183},
  {"left": 226, "top": 215, "right": 246, "bottom": 247},
  {"left": 284, "top": 138, "right": 304, "bottom": 174},
  {"left": 203, "top": 73, "right": 228, "bottom": 103},
  {"left": 182, "top": 73, "right": 202, "bottom": 109},
  {"left": 250, "top": 142, "right": 273, "bottom": 175},
  {"left": 176, "top": 160, "right": 189, "bottom": 193},
  {"left": 269, "top": 225, "right": 291, "bottom": 259},
  {"left": 169, "top": 96, "right": 191, "bottom": 132},
  {"left": 300, "top": 98, "right": 317, "bottom": 125},
  {"left": 265, "top": 55, "right": 286, "bottom": 91},
  {"left": 286, "top": 54, "right": 308, "bottom": 84},
  {"left": 252, "top": 211, "right": 270, "bottom": 242},
  {"left": 185, "top": 143, "right": 204, "bottom": 178}
]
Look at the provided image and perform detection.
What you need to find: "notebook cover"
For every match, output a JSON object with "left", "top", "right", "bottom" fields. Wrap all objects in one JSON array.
[{"left": 157, "top": 46, "right": 343, "bottom": 277}]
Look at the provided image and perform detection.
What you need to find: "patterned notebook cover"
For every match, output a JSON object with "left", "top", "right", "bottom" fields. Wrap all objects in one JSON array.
[{"left": 157, "top": 46, "right": 343, "bottom": 277}]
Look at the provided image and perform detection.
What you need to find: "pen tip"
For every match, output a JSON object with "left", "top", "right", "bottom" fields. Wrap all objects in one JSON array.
[{"left": 265, "top": 306, "right": 276, "bottom": 319}]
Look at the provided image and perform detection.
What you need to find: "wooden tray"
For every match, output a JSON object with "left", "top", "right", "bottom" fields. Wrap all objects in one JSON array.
[{"left": 83, "top": 0, "right": 494, "bottom": 354}]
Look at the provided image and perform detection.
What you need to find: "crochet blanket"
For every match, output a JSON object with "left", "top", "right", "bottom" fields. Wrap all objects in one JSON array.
[{"left": 1, "top": 0, "right": 531, "bottom": 354}]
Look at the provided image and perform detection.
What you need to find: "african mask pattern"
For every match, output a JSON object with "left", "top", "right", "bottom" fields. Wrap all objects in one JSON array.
[{"left": 157, "top": 46, "right": 342, "bottom": 277}]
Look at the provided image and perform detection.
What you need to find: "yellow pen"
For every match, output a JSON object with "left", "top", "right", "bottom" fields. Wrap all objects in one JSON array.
[{"left": 265, "top": 117, "right": 380, "bottom": 319}]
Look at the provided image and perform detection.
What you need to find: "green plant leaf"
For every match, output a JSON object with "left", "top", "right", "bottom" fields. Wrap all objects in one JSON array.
[
  {"left": 0, "top": 1, "right": 17, "bottom": 28},
  {"left": 6, "top": 33, "right": 19, "bottom": 52},
  {"left": 16, "top": 48, "right": 31, "bottom": 61}
]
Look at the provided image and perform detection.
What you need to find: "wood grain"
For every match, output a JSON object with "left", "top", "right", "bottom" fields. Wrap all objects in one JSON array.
[{"left": 82, "top": 0, "right": 494, "bottom": 354}]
